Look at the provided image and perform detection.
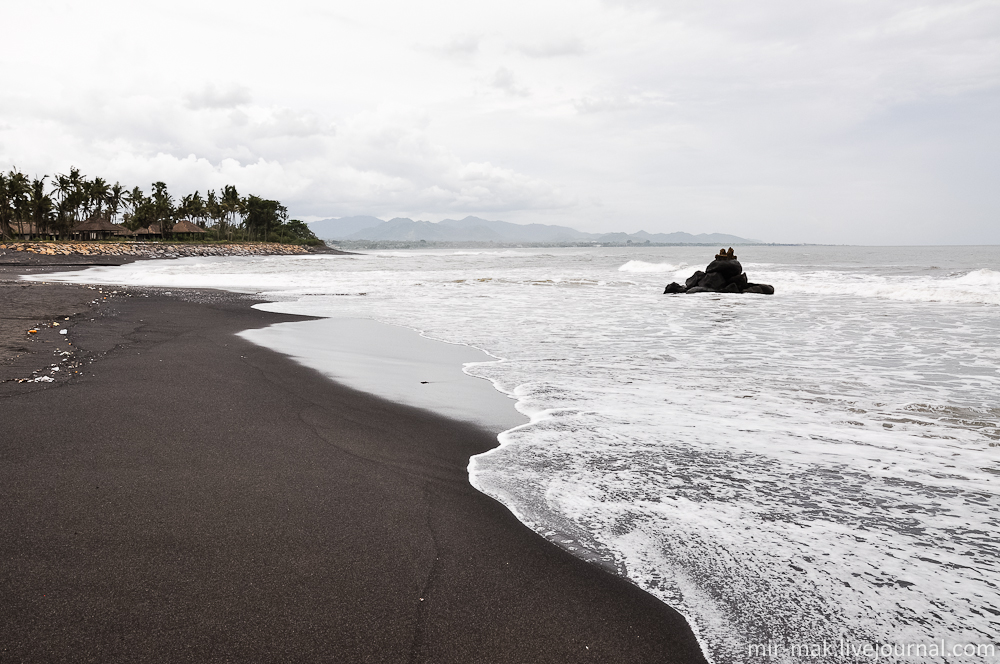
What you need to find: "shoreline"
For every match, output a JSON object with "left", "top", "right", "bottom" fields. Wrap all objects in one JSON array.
[
  {"left": 1, "top": 240, "right": 353, "bottom": 260},
  {"left": 0, "top": 260, "right": 707, "bottom": 662},
  {"left": 238, "top": 317, "right": 529, "bottom": 434}
]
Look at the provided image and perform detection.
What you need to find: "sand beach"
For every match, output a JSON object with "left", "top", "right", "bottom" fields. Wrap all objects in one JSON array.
[{"left": 0, "top": 252, "right": 706, "bottom": 663}]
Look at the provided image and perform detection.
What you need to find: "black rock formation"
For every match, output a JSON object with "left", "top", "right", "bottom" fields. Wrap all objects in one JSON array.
[{"left": 662, "top": 248, "right": 774, "bottom": 295}]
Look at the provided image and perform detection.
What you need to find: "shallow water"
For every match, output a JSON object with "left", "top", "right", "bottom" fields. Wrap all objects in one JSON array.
[
  {"left": 237, "top": 317, "right": 526, "bottom": 432},
  {"left": 33, "top": 246, "right": 1000, "bottom": 663}
]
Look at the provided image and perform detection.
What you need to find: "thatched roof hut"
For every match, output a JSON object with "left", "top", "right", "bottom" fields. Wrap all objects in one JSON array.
[
  {"left": 8, "top": 221, "right": 56, "bottom": 239},
  {"left": 135, "top": 224, "right": 163, "bottom": 239},
  {"left": 172, "top": 220, "right": 206, "bottom": 235},
  {"left": 71, "top": 215, "right": 119, "bottom": 240}
]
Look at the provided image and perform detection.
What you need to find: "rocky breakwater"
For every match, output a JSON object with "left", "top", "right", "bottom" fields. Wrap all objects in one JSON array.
[
  {"left": 663, "top": 248, "right": 774, "bottom": 295},
  {"left": 0, "top": 242, "right": 314, "bottom": 259}
]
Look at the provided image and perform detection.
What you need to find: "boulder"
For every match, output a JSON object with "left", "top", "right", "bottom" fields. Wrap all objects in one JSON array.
[
  {"left": 663, "top": 252, "right": 773, "bottom": 295},
  {"left": 727, "top": 272, "right": 748, "bottom": 289},
  {"left": 685, "top": 271, "right": 705, "bottom": 289},
  {"left": 743, "top": 283, "right": 775, "bottom": 295},
  {"left": 663, "top": 282, "right": 687, "bottom": 294},
  {"left": 698, "top": 271, "right": 728, "bottom": 291},
  {"left": 705, "top": 259, "right": 743, "bottom": 279}
]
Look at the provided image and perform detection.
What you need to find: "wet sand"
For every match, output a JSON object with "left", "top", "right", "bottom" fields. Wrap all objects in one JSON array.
[{"left": 0, "top": 259, "right": 707, "bottom": 663}]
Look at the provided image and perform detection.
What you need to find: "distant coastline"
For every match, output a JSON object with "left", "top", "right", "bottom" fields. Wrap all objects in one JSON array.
[
  {"left": 329, "top": 239, "right": 798, "bottom": 250},
  {"left": 308, "top": 214, "right": 764, "bottom": 245}
]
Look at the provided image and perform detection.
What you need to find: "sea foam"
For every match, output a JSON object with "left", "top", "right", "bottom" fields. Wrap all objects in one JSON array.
[{"left": 618, "top": 259, "right": 685, "bottom": 273}]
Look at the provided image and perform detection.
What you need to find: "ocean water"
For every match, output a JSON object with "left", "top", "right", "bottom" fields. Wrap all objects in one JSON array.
[{"left": 34, "top": 246, "right": 1000, "bottom": 662}]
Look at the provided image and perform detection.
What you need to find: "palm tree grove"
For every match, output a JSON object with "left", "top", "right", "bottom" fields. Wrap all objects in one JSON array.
[{"left": 0, "top": 167, "right": 321, "bottom": 245}]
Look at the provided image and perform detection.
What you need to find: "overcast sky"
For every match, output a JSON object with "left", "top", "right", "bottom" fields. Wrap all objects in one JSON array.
[{"left": 2, "top": 0, "right": 998, "bottom": 243}]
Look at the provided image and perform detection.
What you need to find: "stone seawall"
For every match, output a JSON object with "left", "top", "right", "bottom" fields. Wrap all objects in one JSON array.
[{"left": 0, "top": 242, "right": 314, "bottom": 258}]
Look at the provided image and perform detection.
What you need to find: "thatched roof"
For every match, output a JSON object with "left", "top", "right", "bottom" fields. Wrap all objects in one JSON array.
[
  {"left": 10, "top": 221, "right": 46, "bottom": 234},
  {"left": 136, "top": 224, "right": 163, "bottom": 235},
  {"left": 111, "top": 223, "right": 134, "bottom": 236},
  {"left": 172, "top": 219, "right": 206, "bottom": 234},
  {"left": 71, "top": 214, "right": 118, "bottom": 233}
]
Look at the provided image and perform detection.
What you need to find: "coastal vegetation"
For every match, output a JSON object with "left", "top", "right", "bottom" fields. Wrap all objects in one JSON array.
[{"left": 0, "top": 167, "right": 320, "bottom": 245}]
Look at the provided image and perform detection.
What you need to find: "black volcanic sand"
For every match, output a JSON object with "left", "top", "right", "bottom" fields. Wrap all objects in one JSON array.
[
  {"left": 0, "top": 254, "right": 137, "bottom": 389},
  {"left": 0, "top": 271, "right": 707, "bottom": 663}
]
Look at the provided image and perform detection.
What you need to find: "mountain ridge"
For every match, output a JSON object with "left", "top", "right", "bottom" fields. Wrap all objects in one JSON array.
[{"left": 307, "top": 215, "right": 761, "bottom": 244}]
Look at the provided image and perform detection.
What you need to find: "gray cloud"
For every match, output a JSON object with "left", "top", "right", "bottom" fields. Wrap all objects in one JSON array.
[
  {"left": 573, "top": 92, "right": 674, "bottom": 114},
  {"left": 516, "top": 37, "right": 585, "bottom": 58},
  {"left": 253, "top": 109, "right": 334, "bottom": 139},
  {"left": 490, "top": 67, "right": 529, "bottom": 96},
  {"left": 1, "top": 0, "right": 998, "bottom": 242},
  {"left": 185, "top": 84, "right": 252, "bottom": 110},
  {"left": 424, "top": 34, "right": 482, "bottom": 58}
]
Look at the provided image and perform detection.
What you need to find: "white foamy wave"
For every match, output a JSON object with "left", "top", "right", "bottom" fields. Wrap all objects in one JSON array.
[
  {"left": 618, "top": 260, "right": 684, "bottom": 273},
  {"left": 754, "top": 269, "right": 1000, "bottom": 306},
  {"left": 954, "top": 268, "right": 1000, "bottom": 286},
  {"left": 450, "top": 250, "right": 556, "bottom": 257},
  {"left": 370, "top": 249, "right": 573, "bottom": 259}
]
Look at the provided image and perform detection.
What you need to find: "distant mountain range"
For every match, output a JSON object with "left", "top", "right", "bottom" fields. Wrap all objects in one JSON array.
[{"left": 307, "top": 215, "right": 760, "bottom": 245}]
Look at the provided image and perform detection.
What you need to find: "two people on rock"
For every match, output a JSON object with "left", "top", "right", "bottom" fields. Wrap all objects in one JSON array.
[{"left": 662, "top": 250, "right": 774, "bottom": 295}]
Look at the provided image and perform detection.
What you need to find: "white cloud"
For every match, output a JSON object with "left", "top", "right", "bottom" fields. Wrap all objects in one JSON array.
[{"left": 0, "top": 90, "right": 569, "bottom": 220}]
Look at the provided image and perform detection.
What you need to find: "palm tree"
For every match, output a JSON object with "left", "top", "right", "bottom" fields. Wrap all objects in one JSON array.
[
  {"left": 150, "top": 181, "right": 174, "bottom": 237},
  {"left": 1, "top": 169, "right": 289, "bottom": 243},
  {"left": 7, "top": 170, "right": 31, "bottom": 237},
  {"left": 221, "top": 185, "right": 240, "bottom": 241},
  {"left": 53, "top": 197, "right": 75, "bottom": 238},
  {"left": 191, "top": 191, "right": 207, "bottom": 227},
  {"left": 124, "top": 186, "right": 143, "bottom": 215},
  {"left": 52, "top": 173, "right": 71, "bottom": 208},
  {"left": 177, "top": 191, "right": 206, "bottom": 225},
  {"left": 108, "top": 182, "right": 125, "bottom": 223},
  {"left": 123, "top": 186, "right": 149, "bottom": 231},
  {"left": 30, "top": 177, "right": 53, "bottom": 237},
  {"left": 206, "top": 189, "right": 223, "bottom": 236},
  {"left": 241, "top": 195, "right": 287, "bottom": 243},
  {"left": 178, "top": 193, "right": 194, "bottom": 218},
  {"left": 56, "top": 167, "right": 87, "bottom": 223},
  {"left": 0, "top": 172, "right": 14, "bottom": 239},
  {"left": 88, "top": 177, "right": 110, "bottom": 217}
]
